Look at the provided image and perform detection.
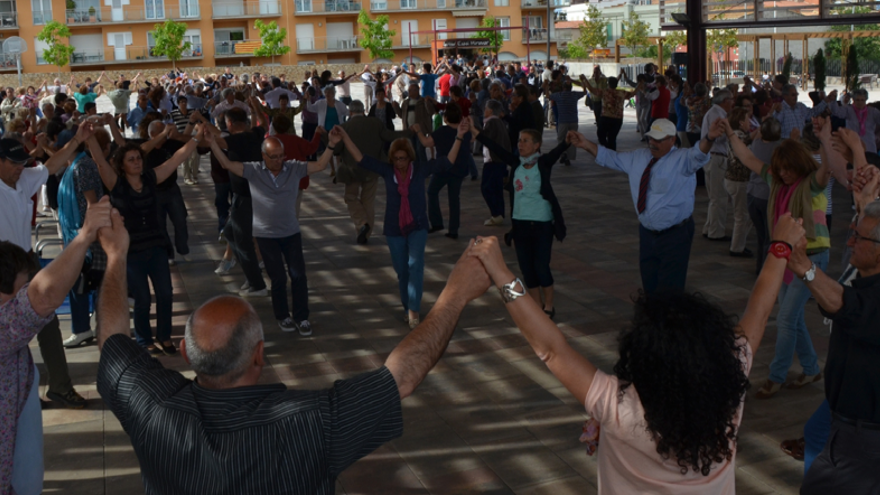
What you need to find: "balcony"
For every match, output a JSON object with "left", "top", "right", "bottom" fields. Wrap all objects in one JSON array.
[
  {"left": 215, "top": 39, "right": 262, "bottom": 57},
  {"left": 0, "top": 53, "right": 17, "bottom": 71},
  {"left": 521, "top": 0, "right": 570, "bottom": 7},
  {"left": 212, "top": 1, "right": 281, "bottom": 18},
  {"left": 390, "top": 34, "right": 430, "bottom": 48},
  {"left": 0, "top": 13, "right": 17, "bottom": 29},
  {"left": 370, "top": 0, "right": 485, "bottom": 11},
  {"left": 294, "top": 0, "right": 360, "bottom": 14},
  {"left": 64, "top": 6, "right": 200, "bottom": 26},
  {"left": 521, "top": 28, "right": 572, "bottom": 43},
  {"left": 296, "top": 36, "right": 360, "bottom": 54},
  {"left": 68, "top": 44, "right": 204, "bottom": 66}
]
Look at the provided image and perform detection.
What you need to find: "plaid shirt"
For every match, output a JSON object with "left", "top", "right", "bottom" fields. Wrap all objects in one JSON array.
[{"left": 773, "top": 101, "right": 828, "bottom": 139}]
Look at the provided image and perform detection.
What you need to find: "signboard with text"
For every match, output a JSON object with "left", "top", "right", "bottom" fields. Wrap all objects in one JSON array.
[{"left": 442, "top": 38, "right": 492, "bottom": 49}]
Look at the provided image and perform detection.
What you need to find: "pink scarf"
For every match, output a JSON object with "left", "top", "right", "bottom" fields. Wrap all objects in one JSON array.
[
  {"left": 855, "top": 106, "right": 869, "bottom": 136},
  {"left": 394, "top": 164, "right": 416, "bottom": 235},
  {"left": 773, "top": 177, "right": 803, "bottom": 285}
]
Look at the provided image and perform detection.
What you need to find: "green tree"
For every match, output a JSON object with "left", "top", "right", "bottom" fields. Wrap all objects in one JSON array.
[
  {"left": 781, "top": 52, "right": 793, "bottom": 82},
  {"left": 37, "top": 21, "right": 76, "bottom": 77},
  {"left": 845, "top": 43, "right": 861, "bottom": 91},
  {"left": 707, "top": 16, "right": 738, "bottom": 82},
  {"left": 570, "top": 5, "right": 607, "bottom": 63},
  {"left": 472, "top": 17, "right": 505, "bottom": 58},
  {"left": 825, "top": 7, "right": 880, "bottom": 61},
  {"left": 357, "top": 10, "right": 395, "bottom": 60},
  {"left": 663, "top": 30, "right": 686, "bottom": 67},
  {"left": 149, "top": 19, "right": 190, "bottom": 70},
  {"left": 253, "top": 19, "right": 290, "bottom": 64},
  {"left": 813, "top": 48, "right": 827, "bottom": 92},
  {"left": 620, "top": 11, "right": 649, "bottom": 58}
]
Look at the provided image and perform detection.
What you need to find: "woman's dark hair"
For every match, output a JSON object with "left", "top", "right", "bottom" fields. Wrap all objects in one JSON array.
[
  {"left": 272, "top": 114, "right": 293, "bottom": 135},
  {"left": 0, "top": 241, "right": 37, "bottom": 294},
  {"left": 449, "top": 85, "right": 463, "bottom": 98},
  {"left": 513, "top": 83, "right": 529, "bottom": 101},
  {"left": 109, "top": 142, "right": 145, "bottom": 177},
  {"left": 137, "top": 111, "right": 163, "bottom": 140},
  {"left": 614, "top": 291, "right": 749, "bottom": 476},
  {"left": 443, "top": 101, "right": 462, "bottom": 124},
  {"left": 608, "top": 76, "right": 618, "bottom": 90},
  {"left": 320, "top": 70, "right": 332, "bottom": 85}
]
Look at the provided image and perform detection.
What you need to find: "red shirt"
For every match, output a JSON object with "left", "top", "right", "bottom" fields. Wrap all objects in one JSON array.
[
  {"left": 650, "top": 87, "right": 671, "bottom": 119},
  {"left": 272, "top": 132, "right": 322, "bottom": 190},
  {"left": 438, "top": 74, "right": 451, "bottom": 97}
]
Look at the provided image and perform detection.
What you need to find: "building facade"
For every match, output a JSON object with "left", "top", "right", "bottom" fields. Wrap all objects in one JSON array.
[{"left": 1, "top": 0, "right": 567, "bottom": 74}]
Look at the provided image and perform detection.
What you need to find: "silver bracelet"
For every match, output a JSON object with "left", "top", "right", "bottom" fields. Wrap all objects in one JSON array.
[{"left": 500, "top": 278, "right": 526, "bottom": 304}]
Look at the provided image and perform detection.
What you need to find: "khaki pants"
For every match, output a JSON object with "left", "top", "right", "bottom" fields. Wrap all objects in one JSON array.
[
  {"left": 724, "top": 179, "right": 752, "bottom": 253},
  {"left": 702, "top": 154, "right": 729, "bottom": 239},
  {"left": 344, "top": 179, "right": 378, "bottom": 238},
  {"left": 182, "top": 151, "right": 200, "bottom": 182}
]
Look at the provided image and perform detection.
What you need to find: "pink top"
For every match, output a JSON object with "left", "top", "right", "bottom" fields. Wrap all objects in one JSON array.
[{"left": 584, "top": 341, "right": 753, "bottom": 495}]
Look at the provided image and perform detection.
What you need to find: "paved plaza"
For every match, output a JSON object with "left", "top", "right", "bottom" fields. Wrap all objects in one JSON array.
[{"left": 32, "top": 86, "right": 846, "bottom": 494}]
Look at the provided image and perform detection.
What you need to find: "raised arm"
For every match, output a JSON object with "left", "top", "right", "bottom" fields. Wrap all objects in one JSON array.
[
  {"left": 738, "top": 214, "right": 806, "bottom": 353},
  {"left": 96, "top": 206, "right": 131, "bottom": 349},
  {"left": 154, "top": 127, "right": 203, "bottom": 184},
  {"left": 307, "top": 126, "right": 342, "bottom": 175},
  {"left": 86, "top": 134, "right": 118, "bottom": 191},
  {"left": 569, "top": 131, "right": 599, "bottom": 157},
  {"left": 206, "top": 132, "right": 244, "bottom": 177},
  {"left": 723, "top": 119, "right": 766, "bottom": 174},
  {"left": 43, "top": 122, "right": 95, "bottom": 176},
  {"left": 384, "top": 245, "right": 491, "bottom": 398}
]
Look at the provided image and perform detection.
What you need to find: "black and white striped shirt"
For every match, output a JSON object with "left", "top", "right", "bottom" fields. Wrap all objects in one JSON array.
[{"left": 97, "top": 334, "right": 403, "bottom": 494}]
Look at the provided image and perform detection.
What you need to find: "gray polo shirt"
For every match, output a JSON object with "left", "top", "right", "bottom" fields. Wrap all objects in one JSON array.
[{"left": 241, "top": 160, "right": 308, "bottom": 238}]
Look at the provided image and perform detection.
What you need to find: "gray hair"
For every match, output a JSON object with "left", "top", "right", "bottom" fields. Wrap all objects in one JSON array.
[
  {"left": 349, "top": 99, "right": 365, "bottom": 115},
  {"left": 782, "top": 84, "right": 797, "bottom": 95},
  {"left": 240, "top": 73, "right": 250, "bottom": 83},
  {"left": 260, "top": 136, "right": 285, "bottom": 154},
  {"left": 221, "top": 87, "right": 234, "bottom": 99},
  {"left": 864, "top": 201, "right": 880, "bottom": 241},
  {"left": 184, "top": 302, "right": 264, "bottom": 383},
  {"left": 486, "top": 99, "right": 504, "bottom": 116},
  {"left": 148, "top": 120, "right": 165, "bottom": 138},
  {"left": 712, "top": 89, "right": 733, "bottom": 105},
  {"left": 853, "top": 88, "right": 870, "bottom": 100}
]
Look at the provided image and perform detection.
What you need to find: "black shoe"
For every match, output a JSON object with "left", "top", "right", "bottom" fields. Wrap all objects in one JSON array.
[
  {"left": 357, "top": 224, "right": 371, "bottom": 244},
  {"left": 543, "top": 306, "right": 556, "bottom": 320},
  {"left": 445, "top": 232, "right": 459, "bottom": 240},
  {"left": 157, "top": 340, "right": 177, "bottom": 356},
  {"left": 46, "top": 389, "right": 87, "bottom": 410},
  {"left": 428, "top": 226, "right": 444, "bottom": 234},
  {"left": 729, "top": 248, "right": 754, "bottom": 258},
  {"left": 706, "top": 235, "right": 732, "bottom": 242},
  {"left": 504, "top": 231, "right": 513, "bottom": 246},
  {"left": 471, "top": 175, "right": 478, "bottom": 181}
]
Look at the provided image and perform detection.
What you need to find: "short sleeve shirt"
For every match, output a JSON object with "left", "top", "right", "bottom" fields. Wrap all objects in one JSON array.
[
  {"left": 419, "top": 74, "right": 439, "bottom": 98},
  {"left": 73, "top": 92, "right": 98, "bottom": 112},
  {"left": 584, "top": 342, "right": 752, "bottom": 495},
  {"left": 0, "top": 165, "right": 48, "bottom": 251},
  {"left": 96, "top": 334, "right": 403, "bottom": 495},
  {"left": 108, "top": 89, "right": 132, "bottom": 114},
  {"left": 241, "top": 160, "right": 309, "bottom": 238},
  {"left": 109, "top": 169, "right": 167, "bottom": 253}
]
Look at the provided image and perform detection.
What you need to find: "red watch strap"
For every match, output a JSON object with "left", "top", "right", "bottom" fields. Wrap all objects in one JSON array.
[{"left": 768, "top": 241, "right": 792, "bottom": 260}]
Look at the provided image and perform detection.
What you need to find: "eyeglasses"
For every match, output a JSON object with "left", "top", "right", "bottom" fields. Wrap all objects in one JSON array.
[
  {"left": 852, "top": 232, "right": 880, "bottom": 244},
  {"left": 265, "top": 154, "right": 285, "bottom": 160},
  {"left": 393, "top": 156, "right": 409, "bottom": 162}
]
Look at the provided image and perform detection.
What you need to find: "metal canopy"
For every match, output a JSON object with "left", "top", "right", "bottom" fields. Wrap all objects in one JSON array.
[{"left": 659, "top": 0, "right": 880, "bottom": 29}]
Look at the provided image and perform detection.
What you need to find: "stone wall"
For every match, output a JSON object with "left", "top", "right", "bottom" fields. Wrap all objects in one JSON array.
[{"left": 0, "top": 63, "right": 372, "bottom": 88}]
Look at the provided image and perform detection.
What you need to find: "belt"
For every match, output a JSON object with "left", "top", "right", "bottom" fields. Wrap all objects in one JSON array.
[
  {"left": 710, "top": 152, "right": 728, "bottom": 157},
  {"left": 642, "top": 216, "right": 692, "bottom": 235},
  {"left": 833, "top": 412, "right": 880, "bottom": 431}
]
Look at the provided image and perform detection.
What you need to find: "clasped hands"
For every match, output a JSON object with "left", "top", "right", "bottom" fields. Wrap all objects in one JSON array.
[
  {"left": 78, "top": 196, "right": 129, "bottom": 260},
  {"left": 443, "top": 236, "right": 515, "bottom": 305}
]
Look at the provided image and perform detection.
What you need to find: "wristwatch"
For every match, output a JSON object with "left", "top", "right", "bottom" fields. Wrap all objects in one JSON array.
[
  {"left": 500, "top": 278, "right": 526, "bottom": 304},
  {"left": 801, "top": 263, "right": 817, "bottom": 283}
]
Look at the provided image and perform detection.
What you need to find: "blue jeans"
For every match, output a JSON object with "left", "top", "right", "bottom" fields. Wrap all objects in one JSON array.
[
  {"left": 127, "top": 246, "right": 173, "bottom": 347},
  {"left": 428, "top": 174, "right": 463, "bottom": 235},
  {"left": 386, "top": 229, "right": 427, "bottom": 313},
  {"left": 768, "top": 250, "right": 830, "bottom": 384},
  {"left": 804, "top": 399, "right": 832, "bottom": 474},
  {"left": 11, "top": 365, "right": 42, "bottom": 495},
  {"left": 69, "top": 283, "right": 92, "bottom": 335},
  {"left": 256, "top": 233, "right": 309, "bottom": 322},
  {"left": 481, "top": 162, "right": 507, "bottom": 218},
  {"left": 214, "top": 182, "right": 232, "bottom": 234}
]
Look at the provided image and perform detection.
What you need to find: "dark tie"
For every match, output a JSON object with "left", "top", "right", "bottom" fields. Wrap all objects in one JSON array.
[{"left": 637, "top": 157, "right": 659, "bottom": 214}]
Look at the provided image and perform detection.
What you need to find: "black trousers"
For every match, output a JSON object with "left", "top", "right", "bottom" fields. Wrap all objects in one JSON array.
[
  {"left": 597, "top": 116, "right": 623, "bottom": 150},
  {"left": 156, "top": 184, "right": 189, "bottom": 258},
  {"left": 224, "top": 194, "right": 266, "bottom": 290},
  {"left": 638, "top": 217, "right": 694, "bottom": 294},
  {"left": 256, "top": 233, "right": 309, "bottom": 323},
  {"left": 512, "top": 219, "right": 555, "bottom": 289},
  {"left": 801, "top": 417, "right": 880, "bottom": 494}
]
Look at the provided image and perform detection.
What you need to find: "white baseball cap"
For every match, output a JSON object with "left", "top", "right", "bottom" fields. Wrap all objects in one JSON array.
[{"left": 645, "top": 119, "right": 677, "bottom": 140}]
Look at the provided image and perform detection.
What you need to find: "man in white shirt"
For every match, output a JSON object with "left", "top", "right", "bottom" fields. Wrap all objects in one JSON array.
[
  {"left": 262, "top": 77, "right": 300, "bottom": 109},
  {"left": 0, "top": 130, "right": 92, "bottom": 409},
  {"left": 211, "top": 88, "right": 251, "bottom": 120}
]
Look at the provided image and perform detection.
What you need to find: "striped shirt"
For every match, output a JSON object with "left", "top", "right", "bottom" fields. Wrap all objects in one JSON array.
[
  {"left": 773, "top": 101, "right": 828, "bottom": 139},
  {"left": 97, "top": 334, "right": 403, "bottom": 495},
  {"left": 548, "top": 90, "right": 586, "bottom": 124}
]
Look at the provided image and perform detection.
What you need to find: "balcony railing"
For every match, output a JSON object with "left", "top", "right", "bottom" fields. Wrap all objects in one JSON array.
[
  {"left": 296, "top": 36, "right": 360, "bottom": 53},
  {"left": 215, "top": 39, "right": 262, "bottom": 57},
  {"left": 69, "top": 44, "right": 204, "bottom": 65},
  {"left": 522, "top": 28, "right": 572, "bottom": 43},
  {"left": 521, "top": 0, "right": 570, "bottom": 7},
  {"left": 391, "top": 34, "right": 430, "bottom": 48},
  {"left": 212, "top": 1, "right": 281, "bottom": 17},
  {"left": 0, "top": 13, "right": 16, "bottom": 28},
  {"left": 0, "top": 53, "right": 17, "bottom": 70},
  {"left": 295, "top": 0, "right": 360, "bottom": 13},
  {"left": 370, "top": 0, "right": 484, "bottom": 9},
  {"left": 64, "top": 5, "right": 200, "bottom": 24},
  {"left": 32, "top": 9, "right": 51, "bottom": 25}
]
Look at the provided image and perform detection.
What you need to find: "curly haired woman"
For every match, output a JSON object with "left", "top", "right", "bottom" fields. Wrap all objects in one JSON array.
[{"left": 469, "top": 213, "right": 806, "bottom": 493}]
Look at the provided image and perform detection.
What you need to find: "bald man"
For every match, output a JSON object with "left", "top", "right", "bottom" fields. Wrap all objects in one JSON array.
[
  {"left": 207, "top": 130, "right": 339, "bottom": 336},
  {"left": 94, "top": 197, "right": 492, "bottom": 495}
]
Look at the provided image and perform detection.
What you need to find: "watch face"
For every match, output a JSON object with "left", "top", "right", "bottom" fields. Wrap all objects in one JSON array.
[{"left": 771, "top": 243, "right": 788, "bottom": 256}]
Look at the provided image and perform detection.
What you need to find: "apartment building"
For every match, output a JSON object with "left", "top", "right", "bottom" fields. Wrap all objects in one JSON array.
[{"left": 0, "top": 0, "right": 568, "bottom": 74}]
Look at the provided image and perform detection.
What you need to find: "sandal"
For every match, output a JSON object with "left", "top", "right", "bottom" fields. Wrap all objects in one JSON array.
[
  {"left": 755, "top": 379, "right": 783, "bottom": 399},
  {"left": 780, "top": 437, "right": 805, "bottom": 461},
  {"left": 543, "top": 306, "right": 556, "bottom": 320},
  {"left": 787, "top": 372, "right": 822, "bottom": 389}
]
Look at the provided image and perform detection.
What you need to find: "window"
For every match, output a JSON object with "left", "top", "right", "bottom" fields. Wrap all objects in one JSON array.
[
  {"left": 401, "top": 0, "right": 416, "bottom": 8},
  {"left": 521, "top": 15, "right": 542, "bottom": 40},
  {"left": 183, "top": 30, "right": 201, "bottom": 56},
  {"left": 371, "top": 0, "right": 386, "bottom": 10},
  {"left": 145, "top": 0, "right": 164, "bottom": 19},
  {"left": 32, "top": 0, "right": 51, "bottom": 24},
  {"left": 432, "top": 18, "right": 447, "bottom": 40},
  {"left": 34, "top": 37, "right": 49, "bottom": 64},
  {"left": 498, "top": 17, "right": 510, "bottom": 40},
  {"left": 493, "top": 0, "right": 508, "bottom": 5}
]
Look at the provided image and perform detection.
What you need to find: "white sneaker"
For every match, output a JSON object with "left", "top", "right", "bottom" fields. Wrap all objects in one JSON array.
[
  {"left": 240, "top": 281, "right": 251, "bottom": 291},
  {"left": 483, "top": 216, "right": 503, "bottom": 226},
  {"left": 168, "top": 259, "right": 176, "bottom": 266},
  {"left": 239, "top": 286, "right": 268, "bottom": 297},
  {"left": 297, "top": 319, "right": 313, "bottom": 336},
  {"left": 215, "top": 258, "right": 236, "bottom": 275},
  {"left": 259, "top": 261, "right": 265, "bottom": 270},
  {"left": 63, "top": 330, "right": 95, "bottom": 348},
  {"left": 278, "top": 317, "right": 297, "bottom": 332}
]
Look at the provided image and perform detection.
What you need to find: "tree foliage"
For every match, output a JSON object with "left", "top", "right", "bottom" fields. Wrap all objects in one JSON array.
[
  {"left": 707, "top": 16, "right": 738, "bottom": 82},
  {"left": 781, "top": 52, "right": 793, "bottom": 82},
  {"left": 813, "top": 48, "right": 826, "bottom": 92},
  {"left": 150, "top": 19, "right": 190, "bottom": 70},
  {"left": 472, "top": 17, "right": 505, "bottom": 57},
  {"left": 37, "top": 21, "right": 75, "bottom": 77},
  {"left": 253, "top": 19, "right": 290, "bottom": 64},
  {"left": 663, "top": 30, "right": 686, "bottom": 67},
  {"left": 570, "top": 5, "right": 607, "bottom": 62},
  {"left": 825, "top": 7, "right": 880, "bottom": 61},
  {"left": 845, "top": 43, "right": 861, "bottom": 91},
  {"left": 620, "top": 11, "right": 649, "bottom": 57},
  {"left": 357, "top": 10, "right": 395, "bottom": 60}
]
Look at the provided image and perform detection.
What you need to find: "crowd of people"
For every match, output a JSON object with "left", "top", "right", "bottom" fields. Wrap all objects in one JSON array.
[{"left": 2, "top": 56, "right": 880, "bottom": 495}]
